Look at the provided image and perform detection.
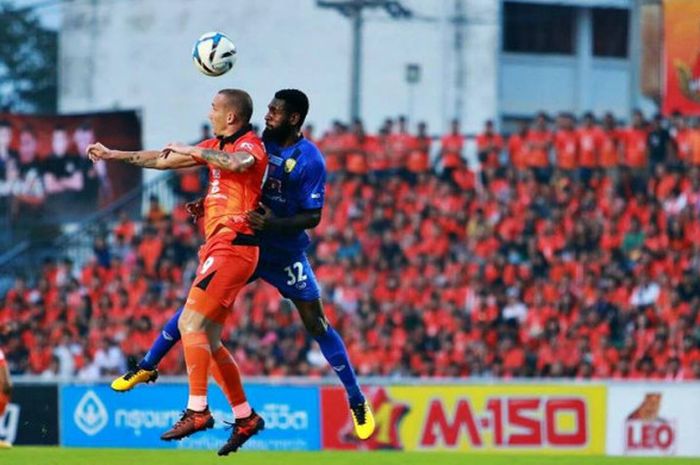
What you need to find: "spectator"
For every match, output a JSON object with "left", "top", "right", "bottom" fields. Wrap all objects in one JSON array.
[
  {"left": 647, "top": 113, "right": 672, "bottom": 173},
  {"left": 526, "top": 112, "right": 553, "bottom": 183},
  {"left": 476, "top": 119, "right": 504, "bottom": 185},
  {"left": 439, "top": 119, "right": 463, "bottom": 181},
  {"left": 2, "top": 115, "right": 699, "bottom": 382}
]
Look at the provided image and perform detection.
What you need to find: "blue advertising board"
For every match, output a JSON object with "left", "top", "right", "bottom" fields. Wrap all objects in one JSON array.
[{"left": 60, "top": 384, "right": 320, "bottom": 450}]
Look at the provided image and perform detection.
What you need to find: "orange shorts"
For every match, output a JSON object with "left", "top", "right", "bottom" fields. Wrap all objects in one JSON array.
[{"left": 184, "top": 232, "right": 259, "bottom": 324}]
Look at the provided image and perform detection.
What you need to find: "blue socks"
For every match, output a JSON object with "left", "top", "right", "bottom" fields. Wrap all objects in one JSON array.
[
  {"left": 314, "top": 326, "right": 364, "bottom": 405},
  {"left": 140, "top": 306, "right": 183, "bottom": 370},
  {"left": 138, "top": 307, "right": 364, "bottom": 407}
]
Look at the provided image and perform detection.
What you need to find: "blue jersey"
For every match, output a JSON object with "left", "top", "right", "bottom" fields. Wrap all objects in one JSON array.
[{"left": 259, "top": 137, "right": 326, "bottom": 254}]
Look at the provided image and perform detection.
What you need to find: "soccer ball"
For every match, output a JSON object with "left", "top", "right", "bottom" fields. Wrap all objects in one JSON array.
[{"left": 192, "top": 32, "right": 237, "bottom": 77}]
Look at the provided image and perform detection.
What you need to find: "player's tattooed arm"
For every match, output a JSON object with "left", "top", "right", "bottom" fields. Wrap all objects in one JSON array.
[
  {"left": 86, "top": 143, "right": 197, "bottom": 169},
  {"left": 197, "top": 148, "right": 254, "bottom": 172},
  {"left": 163, "top": 143, "right": 254, "bottom": 172},
  {"left": 122, "top": 151, "right": 162, "bottom": 168}
]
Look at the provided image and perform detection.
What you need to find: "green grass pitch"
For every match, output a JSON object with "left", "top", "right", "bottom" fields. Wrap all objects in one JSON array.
[{"left": 2, "top": 448, "right": 699, "bottom": 465}]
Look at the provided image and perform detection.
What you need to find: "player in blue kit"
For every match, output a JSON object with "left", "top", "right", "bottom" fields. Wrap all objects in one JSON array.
[{"left": 112, "top": 89, "right": 376, "bottom": 442}]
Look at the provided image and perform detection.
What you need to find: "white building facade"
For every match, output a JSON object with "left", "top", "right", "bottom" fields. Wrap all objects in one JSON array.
[{"left": 58, "top": 0, "right": 652, "bottom": 152}]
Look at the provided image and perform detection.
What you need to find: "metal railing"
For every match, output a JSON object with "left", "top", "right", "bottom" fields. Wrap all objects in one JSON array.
[{"left": 0, "top": 171, "right": 177, "bottom": 292}]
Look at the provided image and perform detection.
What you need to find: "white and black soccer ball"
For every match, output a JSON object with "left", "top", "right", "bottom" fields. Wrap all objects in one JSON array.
[{"left": 192, "top": 32, "right": 237, "bottom": 77}]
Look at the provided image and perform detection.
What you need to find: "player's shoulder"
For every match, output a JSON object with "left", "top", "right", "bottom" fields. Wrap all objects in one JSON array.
[
  {"left": 297, "top": 138, "right": 325, "bottom": 169},
  {"left": 197, "top": 138, "right": 219, "bottom": 148},
  {"left": 236, "top": 131, "right": 266, "bottom": 155}
]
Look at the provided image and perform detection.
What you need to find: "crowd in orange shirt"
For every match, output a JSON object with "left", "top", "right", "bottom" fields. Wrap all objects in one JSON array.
[{"left": 1, "top": 111, "right": 700, "bottom": 381}]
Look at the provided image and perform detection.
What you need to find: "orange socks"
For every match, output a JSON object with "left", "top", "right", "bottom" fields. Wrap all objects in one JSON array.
[
  {"left": 182, "top": 332, "right": 211, "bottom": 411},
  {"left": 210, "top": 345, "right": 250, "bottom": 417},
  {"left": 0, "top": 392, "right": 8, "bottom": 416}
]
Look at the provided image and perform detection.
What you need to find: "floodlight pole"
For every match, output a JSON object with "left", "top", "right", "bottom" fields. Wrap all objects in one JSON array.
[
  {"left": 350, "top": 6, "right": 363, "bottom": 121},
  {"left": 317, "top": 0, "right": 414, "bottom": 122}
]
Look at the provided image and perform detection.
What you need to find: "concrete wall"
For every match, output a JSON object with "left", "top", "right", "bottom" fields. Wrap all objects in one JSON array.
[
  {"left": 58, "top": 0, "right": 451, "bottom": 152},
  {"left": 58, "top": 0, "right": 653, "bottom": 152}
]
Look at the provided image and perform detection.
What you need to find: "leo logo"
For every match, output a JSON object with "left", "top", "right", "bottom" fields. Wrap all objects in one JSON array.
[
  {"left": 74, "top": 390, "right": 108, "bottom": 436},
  {"left": 624, "top": 393, "right": 677, "bottom": 455},
  {"left": 240, "top": 142, "right": 254, "bottom": 151}
]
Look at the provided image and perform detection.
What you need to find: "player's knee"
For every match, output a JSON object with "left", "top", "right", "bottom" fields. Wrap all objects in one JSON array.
[
  {"left": 178, "top": 310, "right": 205, "bottom": 334},
  {"left": 305, "top": 316, "right": 330, "bottom": 338}
]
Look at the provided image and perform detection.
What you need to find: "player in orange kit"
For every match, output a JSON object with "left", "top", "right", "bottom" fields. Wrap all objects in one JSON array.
[
  {"left": 0, "top": 347, "right": 12, "bottom": 449},
  {"left": 87, "top": 89, "right": 268, "bottom": 450}
]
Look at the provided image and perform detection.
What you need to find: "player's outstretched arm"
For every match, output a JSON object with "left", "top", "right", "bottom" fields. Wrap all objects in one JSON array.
[
  {"left": 163, "top": 143, "right": 254, "bottom": 172},
  {"left": 86, "top": 142, "right": 198, "bottom": 170}
]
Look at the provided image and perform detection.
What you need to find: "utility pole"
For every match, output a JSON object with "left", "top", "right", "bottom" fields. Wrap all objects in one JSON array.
[
  {"left": 452, "top": 0, "right": 466, "bottom": 122},
  {"left": 317, "top": 0, "right": 413, "bottom": 121}
]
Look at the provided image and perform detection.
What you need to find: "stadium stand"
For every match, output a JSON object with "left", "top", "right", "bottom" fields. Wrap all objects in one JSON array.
[{"left": 1, "top": 113, "right": 700, "bottom": 381}]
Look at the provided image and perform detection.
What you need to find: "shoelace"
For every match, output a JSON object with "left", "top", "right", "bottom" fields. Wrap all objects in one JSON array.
[
  {"left": 222, "top": 420, "right": 243, "bottom": 446},
  {"left": 122, "top": 362, "right": 140, "bottom": 380},
  {"left": 223, "top": 420, "right": 238, "bottom": 432},
  {"left": 172, "top": 410, "right": 193, "bottom": 428},
  {"left": 351, "top": 403, "right": 367, "bottom": 424}
]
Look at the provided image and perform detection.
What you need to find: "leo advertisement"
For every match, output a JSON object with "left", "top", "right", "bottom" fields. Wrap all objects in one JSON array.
[
  {"left": 321, "top": 384, "right": 606, "bottom": 454},
  {"left": 606, "top": 385, "right": 700, "bottom": 457},
  {"left": 662, "top": 0, "right": 700, "bottom": 115}
]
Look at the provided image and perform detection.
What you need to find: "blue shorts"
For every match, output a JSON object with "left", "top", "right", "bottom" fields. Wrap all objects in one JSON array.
[{"left": 249, "top": 250, "right": 321, "bottom": 301}]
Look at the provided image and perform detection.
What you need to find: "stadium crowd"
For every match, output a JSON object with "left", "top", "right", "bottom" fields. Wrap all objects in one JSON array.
[{"left": 2, "top": 110, "right": 700, "bottom": 381}]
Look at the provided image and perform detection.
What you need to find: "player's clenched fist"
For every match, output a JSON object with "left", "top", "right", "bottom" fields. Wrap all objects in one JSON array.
[
  {"left": 185, "top": 197, "right": 205, "bottom": 223},
  {"left": 86, "top": 142, "right": 112, "bottom": 162}
]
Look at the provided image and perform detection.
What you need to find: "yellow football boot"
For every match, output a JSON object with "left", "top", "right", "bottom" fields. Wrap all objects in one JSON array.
[
  {"left": 111, "top": 366, "right": 158, "bottom": 392},
  {"left": 350, "top": 400, "right": 376, "bottom": 440}
]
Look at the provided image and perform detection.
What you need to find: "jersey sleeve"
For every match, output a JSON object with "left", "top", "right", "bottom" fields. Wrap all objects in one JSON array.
[
  {"left": 235, "top": 139, "right": 267, "bottom": 164},
  {"left": 194, "top": 139, "right": 217, "bottom": 165},
  {"left": 298, "top": 155, "right": 326, "bottom": 210}
]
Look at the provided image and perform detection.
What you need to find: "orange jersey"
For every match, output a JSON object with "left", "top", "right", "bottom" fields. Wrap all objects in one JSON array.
[
  {"left": 508, "top": 133, "right": 529, "bottom": 170},
  {"left": 553, "top": 130, "right": 578, "bottom": 170},
  {"left": 690, "top": 129, "right": 700, "bottom": 165},
  {"left": 440, "top": 134, "right": 463, "bottom": 169},
  {"left": 197, "top": 129, "right": 268, "bottom": 239},
  {"left": 577, "top": 127, "right": 603, "bottom": 168},
  {"left": 674, "top": 129, "right": 693, "bottom": 162},
  {"left": 526, "top": 130, "right": 552, "bottom": 167},
  {"left": 599, "top": 129, "right": 621, "bottom": 168},
  {"left": 476, "top": 133, "right": 504, "bottom": 169},
  {"left": 623, "top": 128, "right": 648, "bottom": 168}
]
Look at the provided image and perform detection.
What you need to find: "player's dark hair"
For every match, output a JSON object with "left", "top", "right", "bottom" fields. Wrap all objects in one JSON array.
[
  {"left": 275, "top": 89, "right": 309, "bottom": 128},
  {"left": 218, "top": 89, "right": 253, "bottom": 123}
]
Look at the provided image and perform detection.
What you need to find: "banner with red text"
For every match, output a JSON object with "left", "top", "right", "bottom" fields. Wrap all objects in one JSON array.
[{"left": 321, "top": 384, "right": 606, "bottom": 454}]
